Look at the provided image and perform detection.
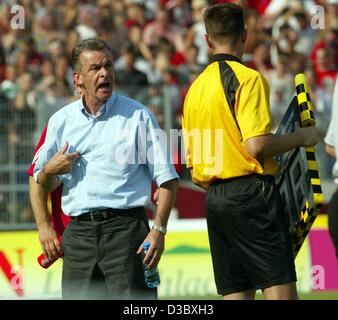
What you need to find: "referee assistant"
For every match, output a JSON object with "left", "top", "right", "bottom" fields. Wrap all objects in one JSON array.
[{"left": 182, "top": 3, "right": 322, "bottom": 300}]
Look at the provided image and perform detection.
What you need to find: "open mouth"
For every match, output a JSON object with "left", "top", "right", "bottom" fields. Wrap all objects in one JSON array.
[{"left": 97, "top": 82, "right": 111, "bottom": 90}]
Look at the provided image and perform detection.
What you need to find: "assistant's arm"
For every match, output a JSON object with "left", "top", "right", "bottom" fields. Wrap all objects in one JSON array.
[{"left": 245, "top": 124, "right": 323, "bottom": 160}]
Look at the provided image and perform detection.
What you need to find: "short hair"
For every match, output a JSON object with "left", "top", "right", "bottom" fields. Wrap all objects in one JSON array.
[
  {"left": 71, "top": 38, "right": 111, "bottom": 72},
  {"left": 203, "top": 4, "right": 245, "bottom": 45}
]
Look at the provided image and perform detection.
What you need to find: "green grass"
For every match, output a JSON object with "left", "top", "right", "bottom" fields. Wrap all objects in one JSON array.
[{"left": 295, "top": 291, "right": 338, "bottom": 300}]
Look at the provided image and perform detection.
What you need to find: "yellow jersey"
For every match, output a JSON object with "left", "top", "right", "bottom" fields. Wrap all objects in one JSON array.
[{"left": 182, "top": 53, "right": 278, "bottom": 183}]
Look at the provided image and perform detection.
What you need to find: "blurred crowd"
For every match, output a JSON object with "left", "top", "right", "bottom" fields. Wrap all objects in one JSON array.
[
  {"left": 0, "top": 0, "right": 337, "bottom": 221},
  {"left": 0, "top": 0, "right": 337, "bottom": 132}
]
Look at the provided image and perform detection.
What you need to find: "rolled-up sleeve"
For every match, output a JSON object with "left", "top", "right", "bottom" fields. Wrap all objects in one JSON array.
[
  {"left": 325, "top": 118, "right": 336, "bottom": 147},
  {"left": 33, "top": 122, "right": 59, "bottom": 182},
  {"left": 144, "top": 111, "right": 179, "bottom": 186},
  {"left": 325, "top": 80, "right": 338, "bottom": 147}
]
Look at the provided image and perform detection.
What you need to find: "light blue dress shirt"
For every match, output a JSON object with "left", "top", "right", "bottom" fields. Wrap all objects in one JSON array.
[
  {"left": 324, "top": 79, "right": 338, "bottom": 182},
  {"left": 34, "top": 92, "right": 179, "bottom": 216}
]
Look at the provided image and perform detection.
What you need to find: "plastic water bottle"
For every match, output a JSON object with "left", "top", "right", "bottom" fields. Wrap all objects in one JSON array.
[{"left": 142, "top": 241, "right": 161, "bottom": 288}]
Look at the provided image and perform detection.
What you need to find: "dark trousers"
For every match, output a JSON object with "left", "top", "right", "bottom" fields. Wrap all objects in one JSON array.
[
  {"left": 61, "top": 208, "right": 157, "bottom": 300},
  {"left": 328, "top": 187, "right": 338, "bottom": 258}
]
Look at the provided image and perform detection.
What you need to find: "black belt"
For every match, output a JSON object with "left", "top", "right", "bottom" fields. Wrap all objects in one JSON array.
[
  {"left": 210, "top": 173, "right": 274, "bottom": 186},
  {"left": 72, "top": 207, "right": 145, "bottom": 222}
]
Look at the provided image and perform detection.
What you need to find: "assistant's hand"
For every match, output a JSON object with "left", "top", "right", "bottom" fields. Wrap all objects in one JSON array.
[
  {"left": 38, "top": 222, "right": 63, "bottom": 260},
  {"left": 294, "top": 123, "right": 323, "bottom": 147},
  {"left": 137, "top": 229, "right": 165, "bottom": 270},
  {"left": 44, "top": 142, "right": 80, "bottom": 175}
]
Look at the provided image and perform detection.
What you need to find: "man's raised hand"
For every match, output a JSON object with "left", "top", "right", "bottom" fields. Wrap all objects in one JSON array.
[{"left": 43, "top": 142, "right": 80, "bottom": 176}]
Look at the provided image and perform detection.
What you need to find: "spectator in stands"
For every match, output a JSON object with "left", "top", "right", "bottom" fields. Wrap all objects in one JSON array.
[
  {"left": 127, "top": 24, "right": 154, "bottom": 69},
  {"left": 163, "top": 0, "right": 191, "bottom": 28},
  {"left": 75, "top": 4, "right": 99, "bottom": 40},
  {"left": 14, "top": 52, "right": 29, "bottom": 78},
  {"left": 0, "top": 3, "right": 11, "bottom": 36},
  {"left": 19, "top": 37, "right": 44, "bottom": 80},
  {"left": 293, "top": 10, "right": 317, "bottom": 57},
  {"left": 268, "top": 56, "right": 294, "bottom": 130},
  {"left": 184, "top": 0, "right": 209, "bottom": 66},
  {"left": 31, "top": 58, "right": 55, "bottom": 96},
  {"left": 100, "top": 11, "right": 128, "bottom": 57},
  {"left": 60, "top": 0, "right": 79, "bottom": 31},
  {"left": 242, "top": 8, "right": 267, "bottom": 64},
  {"left": 247, "top": 40, "right": 273, "bottom": 79},
  {"left": 310, "top": 28, "right": 338, "bottom": 77},
  {"left": 54, "top": 56, "right": 73, "bottom": 98},
  {"left": 147, "top": 85, "right": 165, "bottom": 128},
  {"left": 313, "top": 47, "right": 337, "bottom": 88},
  {"left": 0, "top": 38, "right": 6, "bottom": 82},
  {"left": 32, "top": 7, "right": 64, "bottom": 52},
  {"left": 47, "top": 38, "right": 65, "bottom": 62},
  {"left": 0, "top": 64, "right": 18, "bottom": 102},
  {"left": 115, "top": 43, "right": 148, "bottom": 87},
  {"left": 325, "top": 0, "right": 338, "bottom": 31},
  {"left": 143, "top": 5, "right": 184, "bottom": 52},
  {"left": 9, "top": 73, "right": 36, "bottom": 164},
  {"left": 125, "top": 1, "right": 148, "bottom": 30},
  {"left": 177, "top": 44, "right": 204, "bottom": 86},
  {"left": 0, "top": 64, "right": 15, "bottom": 164},
  {"left": 65, "top": 30, "right": 81, "bottom": 62},
  {"left": 6, "top": 71, "right": 36, "bottom": 222}
]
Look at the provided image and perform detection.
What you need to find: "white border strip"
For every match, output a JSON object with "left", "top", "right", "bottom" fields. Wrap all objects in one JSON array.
[{"left": 150, "top": 218, "right": 207, "bottom": 232}]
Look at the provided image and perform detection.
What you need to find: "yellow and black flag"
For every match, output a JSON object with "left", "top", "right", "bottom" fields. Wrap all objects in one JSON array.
[{"left": 275, "top": 73, "right": 324, "bottom": 258}]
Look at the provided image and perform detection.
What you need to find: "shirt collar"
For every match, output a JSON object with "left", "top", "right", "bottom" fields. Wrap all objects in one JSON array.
[
  {"left": 79, "top": 92, "right": 116, "bottom": 119},
  {"left": 210, "top": 53, "right": 243, "bottom": 65}
]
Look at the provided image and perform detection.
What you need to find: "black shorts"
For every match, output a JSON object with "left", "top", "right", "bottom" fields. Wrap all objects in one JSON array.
[{"left": 206, "top": 174, "right": 297, "bottom": 295}]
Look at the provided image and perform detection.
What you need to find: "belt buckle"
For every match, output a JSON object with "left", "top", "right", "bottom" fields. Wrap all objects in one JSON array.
[{"left": 90, "top": 210, "right": 108, "bottom": 221}]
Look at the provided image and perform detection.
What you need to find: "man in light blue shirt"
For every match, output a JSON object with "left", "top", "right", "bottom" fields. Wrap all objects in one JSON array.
[
  {"left": 325, "top": 79, "right": 338, "bottom": 258},
  {"left": 34, "top": 38, "right": 178, "bottom": 299}
]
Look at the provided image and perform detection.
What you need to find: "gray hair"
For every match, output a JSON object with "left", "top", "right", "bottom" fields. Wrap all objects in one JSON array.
[{"left": 71, "top": 38, "right": 111, "bottom": 72}]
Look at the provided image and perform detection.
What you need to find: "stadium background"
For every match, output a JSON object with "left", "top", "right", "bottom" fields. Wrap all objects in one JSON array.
[{"left": 0, "top": 0, "right": 337, "bottom": 299}]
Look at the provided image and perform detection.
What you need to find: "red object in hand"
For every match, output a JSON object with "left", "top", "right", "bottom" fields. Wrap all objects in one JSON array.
[
  {"left": 37, "top": 253, "right": 59, "bottom": 269},
  {"left": 37, "top": 235, "right": 63, "bottom": 269}
]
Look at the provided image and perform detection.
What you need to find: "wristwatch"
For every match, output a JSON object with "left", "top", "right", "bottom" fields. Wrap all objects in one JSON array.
[{"left": 152, "top": 225, "right": 167, "bottom": 235}]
